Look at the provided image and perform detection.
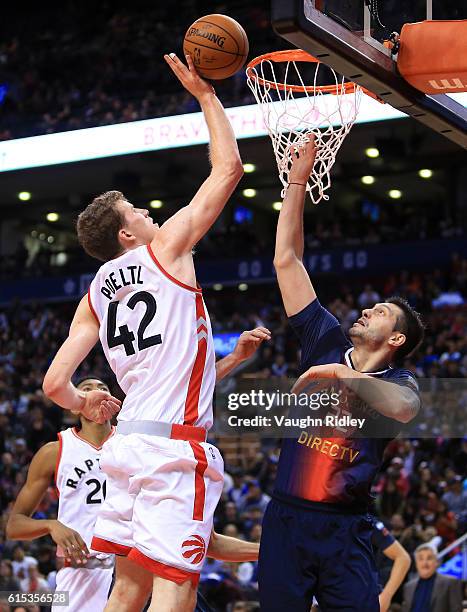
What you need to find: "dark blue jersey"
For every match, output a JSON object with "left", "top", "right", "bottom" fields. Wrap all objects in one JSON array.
[
  {"left": 274, "top": 299, "right": 419, "bottom": 511},
  {"left": 371, "top": 519, "right": 395, "bottom": 551}
]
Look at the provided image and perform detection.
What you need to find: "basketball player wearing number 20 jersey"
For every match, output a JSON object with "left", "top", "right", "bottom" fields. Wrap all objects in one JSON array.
[
  {"left": 54, "top": 426, "right": 115, "bottom": 612},
  {"left": 89, "top": 244, "right": 224, "bottom": 586}
]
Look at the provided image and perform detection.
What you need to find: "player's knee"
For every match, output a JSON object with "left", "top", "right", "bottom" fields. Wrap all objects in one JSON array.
[
  {"left": 149, "top": 576, "right": 197, "bottom": 611},
  {"left": 112, "top": 574, "right": 151, "bottom": 607},
  {"left": 112, "top": 564, "right": 152, "bottom": 606}
]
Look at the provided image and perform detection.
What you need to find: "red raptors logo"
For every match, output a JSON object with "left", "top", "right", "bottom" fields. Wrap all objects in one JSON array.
[{"left": 181, "top": 534, "right": 206, "bottom": 564}]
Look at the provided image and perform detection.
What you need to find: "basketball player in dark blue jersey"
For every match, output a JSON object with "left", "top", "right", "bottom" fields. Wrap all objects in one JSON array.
[{"left": 258, "top": 139, "right": 424, "bottom": 612}]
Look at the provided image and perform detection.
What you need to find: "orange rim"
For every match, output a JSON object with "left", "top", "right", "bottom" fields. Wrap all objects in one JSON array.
[{"left": 246, "top": 49, "right": 382, "bottom": 101}]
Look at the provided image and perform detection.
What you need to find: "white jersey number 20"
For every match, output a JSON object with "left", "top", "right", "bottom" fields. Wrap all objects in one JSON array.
[{"left": 85, "top": 478, "right": 107, "bottom": 505}]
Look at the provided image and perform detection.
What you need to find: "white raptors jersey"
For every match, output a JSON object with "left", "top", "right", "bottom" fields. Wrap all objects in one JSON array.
[
  {"left": 88, "top": 244, "right": 216, "bottom": 428},
  {"left": 55, "top": 427, "right": 116, "bottom": 556}
]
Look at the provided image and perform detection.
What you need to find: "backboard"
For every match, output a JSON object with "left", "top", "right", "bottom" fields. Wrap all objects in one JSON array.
[{"left": 271, "top": 0, "right": 467, "bottom": 147}]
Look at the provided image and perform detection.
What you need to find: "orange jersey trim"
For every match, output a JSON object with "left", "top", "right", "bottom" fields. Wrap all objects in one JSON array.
[
  {"left": 91, "top": 536, "right": 131, "bottom": 557},
  {"left": 71, "top": 425, "right": 115, "bottom": 451},
  {"left": 128, "top": 548, "right": 200, "bottom": 586},
  {"left": 189, "top": 441, "right": 208, "bottom": 522},
  {"left": 146, "top": 244, "right": 202, "bottom": 293},
  {"left": 87, "top": 289, "right": 99, "bottom": 323},
  {"left": 184, "top": 293, "right": 208, "bottom": 425}
]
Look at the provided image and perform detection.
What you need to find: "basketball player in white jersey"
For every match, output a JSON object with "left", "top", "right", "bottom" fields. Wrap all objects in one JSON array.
[
  {"left": 42, "top": 53, "right": 267, "bottom": 612},
  {"left": 8, "top": 372, "right": 265, "bottom": 612},
  {"left": 7, "top": 378, "right": 116, "bottom": 612}
]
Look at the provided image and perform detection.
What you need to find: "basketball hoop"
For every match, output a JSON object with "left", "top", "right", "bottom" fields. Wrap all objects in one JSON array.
[{"left": 246, "top": 50, "right": 379, "bottom": 204}]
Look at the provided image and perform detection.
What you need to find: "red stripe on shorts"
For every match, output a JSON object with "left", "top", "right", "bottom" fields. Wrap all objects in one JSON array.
[
  {"left": 128, "top": 548, "right": 200, "bottom": 586},
  {"left": 189, "top": 441, "right": 208, "bottom": 521},
  {"left": 184, "top": 293, "right": 208, "bottom": 425},
  {"left": 91, "top": 536, "right": 131, "bottom": 556}
]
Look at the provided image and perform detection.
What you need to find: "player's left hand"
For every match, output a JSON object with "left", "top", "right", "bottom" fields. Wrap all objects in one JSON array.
[
  {"left": 291, "top": 363, "right": 349, "bottom": 393},
  {"left": 232, "top": 327, "right": 271, "bottom": 362},
  {"left": 164, "top": 52, "right": 215, "bottom": 101},
  {"left": 80, "top": 389, "right": 121, "bottom": 424}
]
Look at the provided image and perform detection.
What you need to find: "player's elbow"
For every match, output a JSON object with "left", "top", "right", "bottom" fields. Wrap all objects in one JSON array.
[
  {"left": 226, "top": 161, "right": 244, "bottom": 183},
  {"left": 6, "top": 516, "right": 18, "bottom": 540},
  {"left": 400, "top": 548, "right": 411, "bottom": 570},
  {"left": 395, "top": 400, "right": 418, "bottom": 423},
  {"left": 273, "top": 251, "right": 300, "bottom": 270},
  {"left": 213, "top": 159, "right": 244, "bottom": 184},
  {"left": 397, "top": 392, "right": 420, "bottom": 423},
  {"left": 42, "top": 372, "right": 64, "bottom": 399}
]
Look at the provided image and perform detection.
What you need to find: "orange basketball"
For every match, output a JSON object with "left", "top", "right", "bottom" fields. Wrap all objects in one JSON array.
[{"left": 183, "top": 14, "right": 249, "bottom": 80}]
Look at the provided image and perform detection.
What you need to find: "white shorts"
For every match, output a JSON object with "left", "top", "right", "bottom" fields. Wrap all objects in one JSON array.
[
  {"left": 92, "top": 432, "right": 224, "bottom": 585},
  {"left": 53, "top": 566, "right": 113, "bottom": 612}
]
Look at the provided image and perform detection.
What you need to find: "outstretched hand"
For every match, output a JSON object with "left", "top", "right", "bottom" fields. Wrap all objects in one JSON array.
[
  {"left": 164, "top": 53, "right": 215, "bottom": 101},
  {"left": 291, "top": 363, "right": 347, "bottom": 394},
  {"left": 232, "top": 327, "right": 271, "bottom": 362},
  {"left": 80, "top": 389, "right": 121, "bottom": 424},
  {"left": 289, "top": 136, "right": 318, "bottom": 184}
]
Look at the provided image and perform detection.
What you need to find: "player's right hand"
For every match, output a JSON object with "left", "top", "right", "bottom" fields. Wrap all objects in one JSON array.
[
  {"left": 48, "top": 520, "right": 90, "bottom": 565},
  {"left": 378, "top": 591, "right": 392, "bottom": 612},
  {"left": 164, "top": 52, "right": 215, "bottom": 101},
  {"left": 289, "top": 136, "right": 318, "bottom": 184},
  {"left": 80, "top": 389, "right": 121, "bottom": 424}
]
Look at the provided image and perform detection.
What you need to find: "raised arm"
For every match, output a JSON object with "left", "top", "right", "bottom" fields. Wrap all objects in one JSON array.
[
  {"left": 43, "top": 295, "right": 121, "bottom": 422},
  {"left": 273, "top": 139, "right": 317, "bottom": 317},
  {"left": 6, "top": 443, "right": 89, "bottom": 564},
  {"left": 153, "top": 53, "right": 243, "bottom": 259}
]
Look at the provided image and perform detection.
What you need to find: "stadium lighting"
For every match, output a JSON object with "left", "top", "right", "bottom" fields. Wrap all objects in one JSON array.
[
  {"left": 47, "top": 236, "right": 55, "bottom": 243},
  {"left": 365, "top": 147, "right": 380, "bottom": 158},
  {"left": 150, "top": 199, "right": 163, "bottom": 208},
  {"left": 272, "top": 201, "right": 282, "bottom": 211},
  {"left": 18, "top": 191, "right": 31, "bottom": 201},
  {"left": 213, "top": 283, "right": 223, "bottom": 291},
  {"left": 418, "top": 168, "right": 433, "bottom": 179},
  {"left": 361, "top": 175, "right": 375, "bottom": 185},
  {"left": 242, "top": 188, "right": 257, "bottom": 198},
  {"left": 243, "top": 163, "right": 256, "bottom": 173},
  {"left": 238, "top": 283, "right": 248, "bottom": 291},
  {"left": 388, "top": 189, "right": 402, "bottom": 199},
  {"left": 46, "top": 212, "right": 59, "bottom": 222}
]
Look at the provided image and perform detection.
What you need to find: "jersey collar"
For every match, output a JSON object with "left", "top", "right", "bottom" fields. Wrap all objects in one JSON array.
[
  {"left": 72, "top": 425, "right": 116, "bottom": 450},
  {"left": 344, "top": 347, "right": 392, "bottom": 376}
]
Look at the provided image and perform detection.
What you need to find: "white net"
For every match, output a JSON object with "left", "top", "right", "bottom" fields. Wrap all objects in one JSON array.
[{"left": 246, "top": 51, "right": 363, "bottom": 204}]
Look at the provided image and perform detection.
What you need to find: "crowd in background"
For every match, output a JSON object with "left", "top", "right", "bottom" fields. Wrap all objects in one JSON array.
[
  {"left": 0, "top": 257, "right": 466, "bottom": 610},
  {"left": 1, "top": 1, "right": 466, "bottom": 611},
  {"left": 0, "top": 0, "right": 274, "bottom": 141},
  {"left": 0, "top": 204, "right": 463, "bottom": 281},
  {"left": 1, "top": 0, "right": 463, "bottom": 142}
]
